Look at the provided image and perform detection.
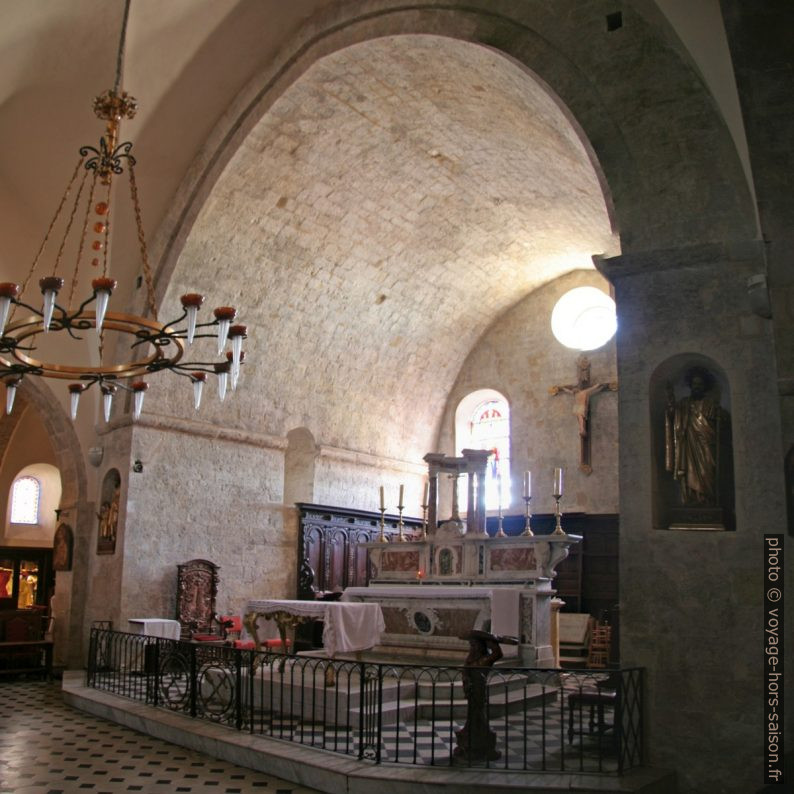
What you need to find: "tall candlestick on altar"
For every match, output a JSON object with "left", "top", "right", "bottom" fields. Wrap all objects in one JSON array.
[
  {"left": 421, "top": 481, "right": 429, "bottom": 539},
  {"left": 523, "top": 471, "right": 531, "bottom": 499},
  {"left": 552, "top": 467, "right": 565, "bottom": 535},
  {"left": 495, "top": 474, "right": 506, "bottom": 537},
  {"left": 378, "top": 506, "right": 389, "bottom": 542},
  {"left": 522, "top": 491, "right": 534, "bottom": 536}
]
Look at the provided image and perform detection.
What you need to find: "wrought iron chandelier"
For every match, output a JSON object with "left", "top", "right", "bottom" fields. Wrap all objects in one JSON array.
[{"left": 0, "top": 0, "right": 246, "bottom": 423}]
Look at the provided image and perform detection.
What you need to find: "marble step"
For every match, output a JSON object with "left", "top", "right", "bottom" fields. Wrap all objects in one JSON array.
[{"left": 247, "top": 665, "right": 556, "bottom": 727}]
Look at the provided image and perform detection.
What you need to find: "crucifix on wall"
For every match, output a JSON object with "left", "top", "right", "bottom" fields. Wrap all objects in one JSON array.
[{"left": 549, "top": 355, "right": 617, "bottom": 474}]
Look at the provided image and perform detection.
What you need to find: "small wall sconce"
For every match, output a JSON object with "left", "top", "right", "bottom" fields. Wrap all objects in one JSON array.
[{"left": 87, "top": 446, "right": 104, "bottom": 467}]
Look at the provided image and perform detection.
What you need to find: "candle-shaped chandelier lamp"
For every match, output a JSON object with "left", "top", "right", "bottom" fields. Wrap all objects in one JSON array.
[{"left": 0, "top": 0, "right": 247, "bottom": 421}]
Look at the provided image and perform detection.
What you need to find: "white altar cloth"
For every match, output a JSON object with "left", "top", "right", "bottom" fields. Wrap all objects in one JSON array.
[
  {"left": 243, "top": 599, "right": 385, "bottom": 657},
  {"left": 341, "top": 586, "right": 521, "bottom": 640},
  {"left": 127, "top": 618, "right": 181, "bottom": 640}
]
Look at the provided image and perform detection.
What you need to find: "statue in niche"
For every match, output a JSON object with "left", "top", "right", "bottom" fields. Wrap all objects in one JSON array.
[
  {"left": 53, "top": 523, "right": 74, "bottom": 571},
  {"left": 97, "top": 472, "right": 121, "bottom": 554},
  {"left": 665, "top": 366, "right": 728, "bottom": 506}
]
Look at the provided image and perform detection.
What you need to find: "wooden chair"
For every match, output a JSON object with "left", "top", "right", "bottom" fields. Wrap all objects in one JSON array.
[
  {"left": 568, "top": 670, "right": 620, "bottom": 745},
  {"left": 176, "top": 559, "right": 219, "bottom": 640},
  {"left": 558, "top": 613, "right": 592, "bottom": 668},
  {"left": 0, "top": 611, "right": 53, "bottom": 677},
  {"left": 587, "top": 622, "right": 612, "bottom": 668}
]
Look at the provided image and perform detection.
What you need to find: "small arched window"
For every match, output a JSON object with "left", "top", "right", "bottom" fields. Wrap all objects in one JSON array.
[
  {"left": 10, "top": 476, "right": 40, "bottom": 524},
  {"left": 456, "top": 390, "right": 511, "bottom": 510}
]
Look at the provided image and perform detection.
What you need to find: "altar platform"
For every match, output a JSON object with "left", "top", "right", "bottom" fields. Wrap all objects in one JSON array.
[
  {"left": 236, "top": 656, "right": 556, "bottom": 727},
  {"left": 65, "top": 664, "right": 675, "bottom": 794}
]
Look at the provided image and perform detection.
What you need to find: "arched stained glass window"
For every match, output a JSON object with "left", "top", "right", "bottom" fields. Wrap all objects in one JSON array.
[
  {"left": 456, "top": 390, "right": 511, "bottom": 511},
  {"left": 10, "top": 476, "right": 40, "bottom": 524}
]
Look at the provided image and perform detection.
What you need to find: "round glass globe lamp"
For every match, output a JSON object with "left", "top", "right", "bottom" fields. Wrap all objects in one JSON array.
[{"left": 551, "top": 286, "right": 617, "bottom": 350}]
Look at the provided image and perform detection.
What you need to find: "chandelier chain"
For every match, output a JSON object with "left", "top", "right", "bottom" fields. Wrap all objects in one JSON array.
[
  {"left": 23, "top": 158, "right": 85, "bottom": 296},
  {"left": 128, "top": 162, "right": 158, "bottom": 321},
  {"left": 52, "top": 167, "right": 90, "bottom": 278},
  {"left": 101, "top": 175, "right": 113, "bottom": 280},
  {"left": 68, "top": 169, "right": 99, "bottom": 308}
]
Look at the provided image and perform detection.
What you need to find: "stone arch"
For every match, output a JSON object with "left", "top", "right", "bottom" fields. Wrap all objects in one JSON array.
[
  {"left": 11, "top": 378, "right": 87, "bottom": 516},
  {"left": 649, "top": 353, "right": 735, "bottom": 531},
  {"left": 284, "top": 427, "right": 318, "bottom": 507},
  {"left": 9, "top": 378, "right": 89, "bottom": 666},
  {"left": 6, "top": 463, "right": 62, "bottom": 542},
  {"left": 150, "top": 0, "right": 755, "bottom": 302}
]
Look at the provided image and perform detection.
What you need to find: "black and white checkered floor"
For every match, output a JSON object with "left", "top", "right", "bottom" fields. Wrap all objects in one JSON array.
[
  {"left": 1, "top": 675, "right": 619, "bottom": 793},
  {"left": 0, "top": 679, "right": 321, "bottom": 794},
  {"left": 259, "top": 697, "right": 618, "bottom": 772}
]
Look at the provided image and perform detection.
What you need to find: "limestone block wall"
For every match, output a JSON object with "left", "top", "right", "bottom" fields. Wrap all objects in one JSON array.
[
  {"left": 116, "top": 420, "right": 295, "bottom": 625},
  {"left": 78, "top": 420, "right": 130, "bottom": 648},
  {"left": 606, "top": 243, "right": 786, "bottom": 794},
  {"left": 313, "top": 445, "right": 427, "bottom": 517},
  {"left": 438, "top": 269, "right": 619, "bottom": 516}
]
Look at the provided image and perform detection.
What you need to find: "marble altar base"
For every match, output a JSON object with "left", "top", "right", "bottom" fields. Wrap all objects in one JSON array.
[
  {"left": 353, "top": 531, "right": 580, "bottom": 667},
  {"left": 342, "top": 585, "right": 555, "bottom": 667}
]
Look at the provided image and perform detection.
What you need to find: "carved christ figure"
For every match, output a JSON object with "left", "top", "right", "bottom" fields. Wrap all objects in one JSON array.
[
  {"left": 549, "top": 355, "right": 617, "bottom": 473},
  {"left": 665, "top": 366, "right": 723, "bottom": 505}
]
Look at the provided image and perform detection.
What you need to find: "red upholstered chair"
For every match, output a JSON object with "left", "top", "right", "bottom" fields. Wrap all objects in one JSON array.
[
  {"left": 220, "top": 615, "right": 241, "bottom": 640},
  {"left": 225, "top": 615, "right": 290, "bottom": 651},
  {"left": 191, "top": 614, "right": 233, "bottom": 644},
  {"left": 233, "top": 637, "right": 291, "bottom": 651},
  {"left": 192, "top": 614, "right": 291, "bottom": 650}
]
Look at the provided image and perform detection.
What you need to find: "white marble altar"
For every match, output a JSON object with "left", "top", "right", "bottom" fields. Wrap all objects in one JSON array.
[
  {"left": 342, "top": 585, "right": 522, "bottom": 659},
  {"left": 355, "top": 528, "right": 578, "bottom": 665},
  {"left": 350, "top": 451, "right": 581, "bottom": 666}
]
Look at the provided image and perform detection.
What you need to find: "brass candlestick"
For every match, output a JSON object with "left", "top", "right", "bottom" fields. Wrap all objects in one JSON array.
[
  {"left": 522, "top": 496, "right": 534, "bottom": 536},
  {"left": 553, "top": 495, "right": 565, "bottom": 535},
  {"left": 421, "top": 500, "right": 428, "bottom": 539},
  {"left": 397, "top": 503, "right": 407, "bottom": 541},
  {"left": 495, "top": 499, "right": 506, "bottom": 537},
  {"left": 378, "top": 507, "right": 389, "bottom": 543}
]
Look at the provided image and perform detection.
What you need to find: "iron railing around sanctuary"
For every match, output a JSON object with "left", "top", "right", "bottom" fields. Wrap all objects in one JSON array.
[{"left": 86, "top": 627, "right": 642, "bottom": 774}]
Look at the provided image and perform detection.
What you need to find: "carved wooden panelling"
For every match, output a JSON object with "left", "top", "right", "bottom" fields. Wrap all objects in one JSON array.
[{"left": 296, "top": 503, "right": 423, "bottom": 599}]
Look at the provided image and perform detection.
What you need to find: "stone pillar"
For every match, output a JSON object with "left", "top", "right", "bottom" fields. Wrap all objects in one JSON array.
[
  {"left": 462, "top": 448, "right": 490, "bottom": 535},
  {"left": 423, "top": 453, "right": 444, "bottom": 536},
  {"left": 550, "top": 597, "right": 565, "bottom": 668}
]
